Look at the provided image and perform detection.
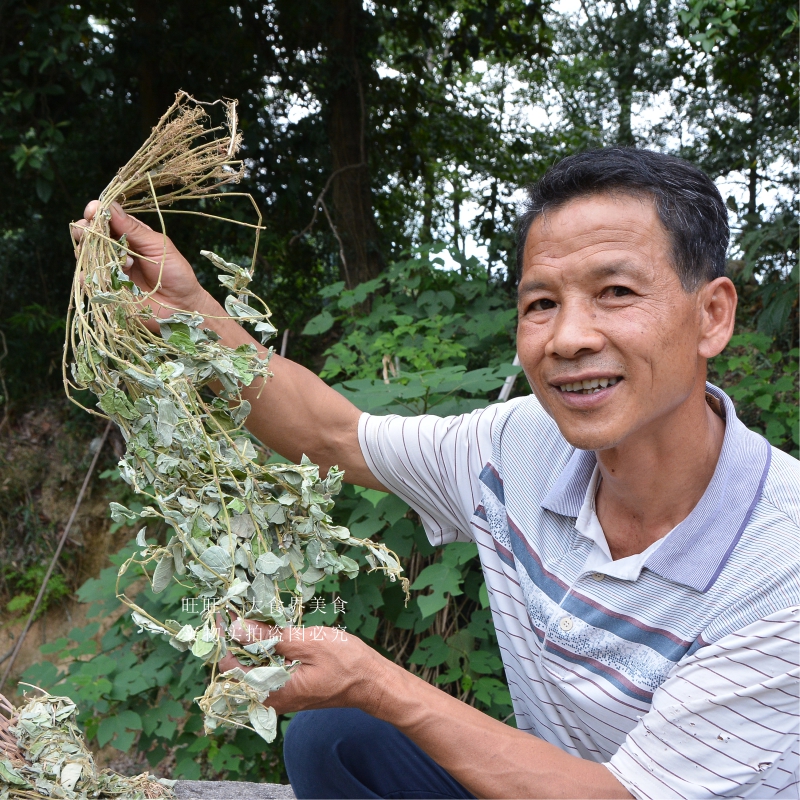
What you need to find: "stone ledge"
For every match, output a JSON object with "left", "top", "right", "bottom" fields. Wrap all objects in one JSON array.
[{"left": 174, "top": 780, "right": 296, "bottom": 799}]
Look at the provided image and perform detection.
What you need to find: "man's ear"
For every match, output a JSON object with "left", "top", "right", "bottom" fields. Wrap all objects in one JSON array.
[{"left": 697, "top": 277, "right": 737, "bottom": 359}]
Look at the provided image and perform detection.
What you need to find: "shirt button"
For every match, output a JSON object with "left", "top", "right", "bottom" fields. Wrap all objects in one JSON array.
[
  {"left": 592, "top": 572, "right": 605, "bottom": 581},
  {"left": 559, "top": 616, "right": 574, "bottom": 632}
]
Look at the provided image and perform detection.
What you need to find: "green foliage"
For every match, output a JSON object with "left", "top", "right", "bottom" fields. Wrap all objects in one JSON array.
[
  {"left": 304, "top": 247, "right": 522, "bottom": 415},
  {"left": 329, "top": 485, "right": 515, "bottom": 722},
  {"left": 4, "top": 562, "right": 70, "bottom": 620},
  {"left": 735, "top": 211, "right": 799, "bottom": 338},
  {"left": 300, "top": 254, "right": 518, "bottom": 719},
  {"left": 710, "top": 333, "right": 799, "bottom": 456},
  {"left": 679, "top": 0, "right": 749, "bottom": 51}
]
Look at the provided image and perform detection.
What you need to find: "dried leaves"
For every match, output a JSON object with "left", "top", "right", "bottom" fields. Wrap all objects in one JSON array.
[
  {"left": 0, "top": 689, "right": 173, "bottom": 799},
  {"left": 64, "top": 92, "right": 407, "bottom": 742}
]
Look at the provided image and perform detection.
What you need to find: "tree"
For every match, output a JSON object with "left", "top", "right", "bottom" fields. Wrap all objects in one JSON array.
[{"left": 541, "top": 0, "right": 675, "bottom": 147}]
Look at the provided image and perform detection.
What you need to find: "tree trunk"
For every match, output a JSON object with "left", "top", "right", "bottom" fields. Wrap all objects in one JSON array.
[
  {"left": 453, "top": 180, "right": 462, "bottom": 255},
  {"left": 616, "top": 85, "right": 634, "bottom": 145},
  {"left": 746, "top": 97, "right": 761, "bottom": 218},
  {"left": 420, "top": 169, "right": 434, "bottom": 244},
  {"left": 747, "top": 157, "right": 758, "bottom": 218},
  {"left": 328, "top": 0, "right": 383, "bottom": 287}
]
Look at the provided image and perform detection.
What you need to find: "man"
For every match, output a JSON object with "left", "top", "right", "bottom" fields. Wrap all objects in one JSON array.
[{"left": 78, "top": 148, "right": 799, "bottom": 799}]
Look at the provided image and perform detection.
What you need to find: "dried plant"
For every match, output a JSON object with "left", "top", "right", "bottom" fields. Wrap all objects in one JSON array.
[
  {"left": 0, "top": 688, "right": 173, "bottom": 798},
  {"left": 63, "top": 92, "right": 407, "bottom": 743}
]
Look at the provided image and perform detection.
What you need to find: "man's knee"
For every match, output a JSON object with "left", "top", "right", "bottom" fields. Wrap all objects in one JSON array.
[
  {"left": 284, "top": 709, "right": 336, "bottom": 770},
  {"left": 284, "top": 708, "right": 377, "bottom": 798},
  {"left": 284, "top": 709, "right": 372, "bottom": 774}
]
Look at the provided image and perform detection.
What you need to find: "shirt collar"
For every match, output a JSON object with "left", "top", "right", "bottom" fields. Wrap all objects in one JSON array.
[{"left": 540, "top": 383, "right": 772, "bottom": 592}]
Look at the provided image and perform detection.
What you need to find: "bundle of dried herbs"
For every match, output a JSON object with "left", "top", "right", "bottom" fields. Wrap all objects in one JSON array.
[
  {"left": 0, "top": 688, "right": 174, "bottom": 799},
  {"left": 64, "top": 92, "right": 407, "bottom": 743}
]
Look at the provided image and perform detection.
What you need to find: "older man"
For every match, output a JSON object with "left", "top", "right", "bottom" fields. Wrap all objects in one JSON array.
[{"left": 79, "top": 149, "right": 799, "bottom": 799}]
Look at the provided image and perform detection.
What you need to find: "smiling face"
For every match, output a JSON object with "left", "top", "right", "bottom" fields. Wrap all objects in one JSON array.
[{"left": 517, "top": 193, "right": 718, "bottom": 452}]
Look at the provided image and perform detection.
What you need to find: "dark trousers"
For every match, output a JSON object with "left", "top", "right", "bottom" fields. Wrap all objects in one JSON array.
[{"left": 283, "top": 708, "right": 476, "bottom": 799}]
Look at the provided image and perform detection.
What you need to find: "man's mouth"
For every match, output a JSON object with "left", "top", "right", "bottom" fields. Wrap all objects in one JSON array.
[{"left": 557, "top": 377, "right": 621, "bottom": 395}]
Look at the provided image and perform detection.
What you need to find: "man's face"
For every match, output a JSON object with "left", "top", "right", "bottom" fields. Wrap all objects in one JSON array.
[{"left": 517, "top": 193, "right": 708, "bottom": 452}]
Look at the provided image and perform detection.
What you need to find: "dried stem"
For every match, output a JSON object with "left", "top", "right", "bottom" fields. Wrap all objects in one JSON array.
[{"left": 60, "top": 91, "right": 407, "bottom": 744}]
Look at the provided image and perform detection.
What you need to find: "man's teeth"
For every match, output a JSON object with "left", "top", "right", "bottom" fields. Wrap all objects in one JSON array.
[{"left": 558, "top": 377, "right": 619, "bottom": 394}]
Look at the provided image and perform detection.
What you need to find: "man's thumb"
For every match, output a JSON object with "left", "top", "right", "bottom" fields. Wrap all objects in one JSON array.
[
  {"left": 107, "top": 201, "right": 154, "bottom": 238},
  {"left": 84, "top": 199, "right": 155, "bottom": 239}
]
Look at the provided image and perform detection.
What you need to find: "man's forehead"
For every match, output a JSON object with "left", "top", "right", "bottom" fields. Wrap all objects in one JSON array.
[
  {"left": 527, "top": 194, "right": 662, "bottom": 245},
  {"left": 519, "top": 194, "right": 669, "bottom": 282}
]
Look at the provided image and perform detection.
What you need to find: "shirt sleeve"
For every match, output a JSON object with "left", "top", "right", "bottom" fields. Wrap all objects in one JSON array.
[
  {"left": 604, "top": 606, "right": 800, "bottom": 799},
  {"left": 358, "top": 405, "right": 507, "bottom": 546}
]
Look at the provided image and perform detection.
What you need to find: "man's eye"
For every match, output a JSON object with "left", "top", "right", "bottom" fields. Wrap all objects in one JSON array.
[
  {"left": 531, "top": 298, "right": 556, "bottom": 311},
  {"left": 607, "top": 286, "right": 631, "bottom": 298}
]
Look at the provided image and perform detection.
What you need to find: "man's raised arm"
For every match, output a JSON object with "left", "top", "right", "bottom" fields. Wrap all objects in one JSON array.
[{"left": 76, "top": 201, "right": 383, "bottom": 490}]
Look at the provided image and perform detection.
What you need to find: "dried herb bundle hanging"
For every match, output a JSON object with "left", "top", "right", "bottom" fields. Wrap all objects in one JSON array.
[
  {"left": 0, "top": 688, "right": 174, "bottom": 798},
  {"left": 64, "top": 92, "right": 407, "bottom": 743}
]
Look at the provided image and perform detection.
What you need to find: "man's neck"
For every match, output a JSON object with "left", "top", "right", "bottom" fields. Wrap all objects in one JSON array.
[{"left": 594, "top": 388, "right": 726, "bottom": 561}]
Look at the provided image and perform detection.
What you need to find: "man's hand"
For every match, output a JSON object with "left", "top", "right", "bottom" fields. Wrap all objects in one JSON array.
[
  {"left": 73, "top": 201, "right": 220, "bottom": 322},
  {"left": 217, "top": 618, "right": 386, "bottom": 715},
  {"left": 216, "top": 618, "right": 631, "bottom": 799}
]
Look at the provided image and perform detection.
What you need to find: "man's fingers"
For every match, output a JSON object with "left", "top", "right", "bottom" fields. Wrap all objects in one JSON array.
[
  {"left": 108, "top": 201, "right": 154, "bottom": 235},
  {"left": 218, "top": 653, "right": 249, "bottom": 674},
  {"left": 82, "top": 200, "right": 155, "bottom": 244},
  {"left": 229, "top": 617, "right": 282, "bottom": 644},
  {"left": 216, "top": 612, "right": 281, "bottom": 646},
  {"left": 71, "top": 220, "right": 88, "bottom": 246}
]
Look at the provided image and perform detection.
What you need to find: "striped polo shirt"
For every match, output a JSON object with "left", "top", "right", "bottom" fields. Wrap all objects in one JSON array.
[{"left": 359, "top": 383, "right": 800, "bottom": 799}]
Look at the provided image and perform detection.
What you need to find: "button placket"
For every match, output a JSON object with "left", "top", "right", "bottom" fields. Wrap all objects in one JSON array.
[{"left": 539, "top": 532, "right": 590, "bottom": 675}]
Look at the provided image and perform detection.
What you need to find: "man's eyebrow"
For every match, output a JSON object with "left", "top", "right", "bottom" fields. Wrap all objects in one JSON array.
[
  {"left": 517, "top": 279, "right": 548, "bottom": 295},
  {"left": 517, "top": 260, "right": 643, "bottom": 295},
  {"left": 588, "top": 260, "right": 642, "bottom": 279}
]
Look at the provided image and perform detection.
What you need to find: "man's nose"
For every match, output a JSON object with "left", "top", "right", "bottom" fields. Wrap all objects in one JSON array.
[{"left": 544, "top": 300, "right": 604, "bottom": 359}]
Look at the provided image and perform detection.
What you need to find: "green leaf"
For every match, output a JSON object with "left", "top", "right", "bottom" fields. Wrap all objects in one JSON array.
[
  {"left": 754, "top": 393, "right": 772, "bottom": 410},
  {"left": 98, "top": 388, "right": 140, "bottom": 420},
  {"left": 242, "top": 665, "right": 291, "bottom": 694},
  {"left": 319, "top": 281, "right": 346, "bottom": 298},
  {"left": 40, "top": 636, "right": 69, "bottom": 655},
  {"left": 227, "top": 498, "right": 246, "bottom": 514},
  {"left": 479, "top": 582, "right": 490, "bottom": 609},
  {"left": 470, "top": 650, "right": 503, "bottom": 674},
  {"left": 411, "top": 561, "right": 464, "bottom": 617},
  {"left": 302, "top": 310, "right": 335, "bottom": 336},
  {"left": 161, "top": 321, "right": 198, "bottom": 354},
  {"left": 765, "top": 419, "right": 787, "bottom": 443},
  {"left": 472, "top": 677, "right": 513, "bottom": 709},
  {"left": 191, "top": 637, "right": 216, "bottom": 659},
  {"left": 97, "top": 709, "right": 142, "bottom": 749},
  {"left": 79, "top": 654, "right": 117, "bottom": 676},
  {"left": 248, "top": 703, "right": 277, "bottom": 742},
  {"left": 152, "top": 554, "right": 174, "bottom": 593},
  {"left": 0, "top": 758, "right": 29, "bottom": 786},
  {"left": 200, "top": 545, "right": 233, "bottom": 573},
  {"left": 408, "top": 635, "right": 450, "bottom": 667},
  {"left": 36, "top": 176, "right": 53, "bottom": 203}
]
